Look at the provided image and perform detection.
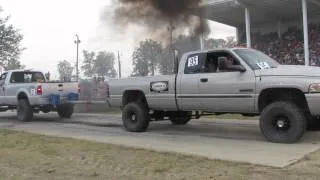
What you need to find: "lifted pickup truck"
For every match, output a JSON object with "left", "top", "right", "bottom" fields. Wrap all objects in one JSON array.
[
  {"left": 0, "top": 69, "right": 80, "bottom": 121},
  {"left": 107, "top": 48, "right": 320, "bottom": 144}
]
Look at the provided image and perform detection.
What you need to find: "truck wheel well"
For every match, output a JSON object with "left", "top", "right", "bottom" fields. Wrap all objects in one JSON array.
[
  {"left": 123, "top": 90, "right": 148, "bottom": 108},
  {"left": 18, "top": 92, "right": 29, "bottom": 102},
  {"left": 258, "top": 88, "right": 309, "bottom": 114}
]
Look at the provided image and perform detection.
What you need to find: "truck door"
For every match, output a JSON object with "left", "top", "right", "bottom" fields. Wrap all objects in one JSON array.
[
  {"left": 198, "top": 50, "right": 256, "bottom": 113},
  {"left": 176, "top": 53, "right": 206, "bottom": 110}
]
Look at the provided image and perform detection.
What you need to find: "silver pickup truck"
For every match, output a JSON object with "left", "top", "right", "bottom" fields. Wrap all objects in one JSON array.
[
  {"left": 107, "top": 47, "right": 320, "bottom": 144},
  {"left": 0, "top": 69, "right": 80, "bottom": 121}
]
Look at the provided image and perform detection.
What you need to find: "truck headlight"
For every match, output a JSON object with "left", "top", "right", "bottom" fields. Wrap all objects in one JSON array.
[{"left": 309, "top": 83, "right": 320, "bottom": 93}]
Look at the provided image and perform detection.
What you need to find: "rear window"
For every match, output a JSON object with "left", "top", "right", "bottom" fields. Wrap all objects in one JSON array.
[
  {"left": 184, "top": 53, "right": 206, "bottom": 74},
  {"left": 10, "top": 72, "right": 45, "bottom": 83}
]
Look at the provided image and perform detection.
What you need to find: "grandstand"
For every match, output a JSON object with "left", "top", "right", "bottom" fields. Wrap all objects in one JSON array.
[{"left": 196, "top": 0, "right": 320, "bottom": 66}]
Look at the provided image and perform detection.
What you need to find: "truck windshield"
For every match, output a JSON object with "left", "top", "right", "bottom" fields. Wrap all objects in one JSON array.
[
  {"left": 10, "top": 71, "right": 46, "bottom": 83},
  {"left": 233, "top": 49, "right": 280, "bottom": 70}
]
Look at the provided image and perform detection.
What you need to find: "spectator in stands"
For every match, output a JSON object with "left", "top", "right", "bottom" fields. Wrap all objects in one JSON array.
[{"left": 239, "top": 22, "right": 320, "bottom": 66}]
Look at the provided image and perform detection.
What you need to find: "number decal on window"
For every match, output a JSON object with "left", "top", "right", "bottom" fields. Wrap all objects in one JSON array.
[
  {"left": 187, "top": 56, "right": 199, "bottom": 67},
  {"left": 256, "top": 62, "right": 271, "bottom": 69}
]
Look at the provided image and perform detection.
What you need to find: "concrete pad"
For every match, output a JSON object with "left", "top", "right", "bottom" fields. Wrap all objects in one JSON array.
[{"left": 0, "top": 112, "right": 320, "bottom": 168}]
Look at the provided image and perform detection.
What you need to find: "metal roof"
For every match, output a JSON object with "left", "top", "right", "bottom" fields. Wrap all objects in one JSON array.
[
  {"left": 195, "top": 0, "right": 320, "bottom": 27},
  {"left": 180, "top": 47, "right": 251, "bottom": 57}
]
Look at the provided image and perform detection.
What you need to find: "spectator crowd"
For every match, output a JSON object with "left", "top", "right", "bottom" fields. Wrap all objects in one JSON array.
[{"left": 239, "top": 23, "right": 320, "bottom": 66}]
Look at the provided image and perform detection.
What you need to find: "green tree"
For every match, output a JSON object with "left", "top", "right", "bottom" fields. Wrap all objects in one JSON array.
[
  {"left": 225, "top": 36, "right": 237, "bottom": 47},
  {"left": 0, "top": 7, "right": 24, "bottom": 69},
  {"left": 204, "top": 38, "right": 226, "bottom": 49},
  {"left": 57, "top": 60, "right": 74, "bottom": 82},
  {"left": 204, "top": 36, "right": 237, "bottom": 49},
  {"left": 93, "top": 51, "right": 117, "bottom": 78},
  {"left": 131, "top": 39, "right": 162, "bottom": 76},
  {"left": 159, "top": 47, "right": 175, "bottom": 75},
  {"left": 173, "top": 35, "right": 201, "bottom": 60},
  {"left": 4, "top": 58, "right": 25, "bottom": 70},
  {"left": 131, "top": 49, "right": 149, "bottom": 76},
  {"left": 81, "top": 50, "right": 95, "bottom": 77}
]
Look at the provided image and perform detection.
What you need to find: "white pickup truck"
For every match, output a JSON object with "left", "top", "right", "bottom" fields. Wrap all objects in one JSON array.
[
  {"left": 0, "top": 69, "right": 80, "bottom": 121},
  {"left": 107, "top": 48, "right": 320, "bottom": 144}
]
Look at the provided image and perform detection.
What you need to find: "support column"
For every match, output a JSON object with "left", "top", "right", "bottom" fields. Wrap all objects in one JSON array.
[
  {"left": 277, "top": 20, "right": 282, "bottom": 39},
  {"left": 236, "top": 27, "right": 240, "bottom": 45},
  {"left": 245, "top": 7, "right": 251, "bottom": 48},
  {"left": 200, "top": 33, "right": 204, "bottom": 50},
  {"left": 302, "top": 0, "right": 309, "bottom": 66}
]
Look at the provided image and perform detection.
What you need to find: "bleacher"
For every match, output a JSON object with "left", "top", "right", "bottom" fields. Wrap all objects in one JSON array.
[{"left": 196, "top": 0, "right": 320, "bottom": 65}]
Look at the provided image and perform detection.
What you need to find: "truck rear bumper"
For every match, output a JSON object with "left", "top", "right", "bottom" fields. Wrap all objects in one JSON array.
[
  {"left": 29, "top": 97, "right": 70, "bottom": 105},
  {"left": 305, "top": 93, "right": 320, "bottom": 116},
  {"left": 29, "top": 93, "right": 79, "bottom": 106},
  {"left": 29, "top": 97, "right": 49, "bottom": 105}
]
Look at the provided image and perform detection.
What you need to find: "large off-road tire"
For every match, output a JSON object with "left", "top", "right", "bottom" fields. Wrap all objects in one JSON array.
[
  {"left": 17, "top": 99, "right": 33, "bottom": 122},
  {"left": 122, "top": 102, "right": 150, "bottom": 132},
  {"left": 170, "top": 111, "right": 192, "bottom": 125},
  {"left": 57, "top": 103, "right": 74, "bottom": 118},
  {"left": 259, "top": 101, "right": 306, "bottom": 144}
]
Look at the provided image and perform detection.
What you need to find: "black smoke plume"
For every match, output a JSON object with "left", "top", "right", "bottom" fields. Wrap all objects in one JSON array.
[{"left": 102, "top": 0, "right": 210, "bottom": 43}]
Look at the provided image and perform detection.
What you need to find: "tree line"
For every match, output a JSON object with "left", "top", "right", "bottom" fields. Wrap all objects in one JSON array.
[
  {"left": 130, "top": 35, "right": 236, "bottom": 77},
  {"left": 57, "top": 50, "right": 117, "bottom": 82},
  {"left": 0, "top": 7, "right": 25, "bottom": 71},
  {"left": 58, "top": 35, "right": 237, "bottom": 81}
]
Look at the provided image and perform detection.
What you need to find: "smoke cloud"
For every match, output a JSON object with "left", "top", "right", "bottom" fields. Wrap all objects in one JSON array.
[{"left": 101, "top": 0, "right": 210, "bottom": 44}]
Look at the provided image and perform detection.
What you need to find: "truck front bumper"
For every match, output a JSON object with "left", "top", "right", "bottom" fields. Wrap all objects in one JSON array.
[{"left": 305, "top": 93, "right": 320, "bottom": 116}]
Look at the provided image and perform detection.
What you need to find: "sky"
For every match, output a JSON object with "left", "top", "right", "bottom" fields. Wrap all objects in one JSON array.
[{"left": 1, "top": 0, "right": 236, "bottom": 79}]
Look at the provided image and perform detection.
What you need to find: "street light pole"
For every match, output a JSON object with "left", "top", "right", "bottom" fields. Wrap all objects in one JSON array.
[
  {"left": 118, "top": 51, "right": 121, "bottom": 79},
  {"left": 74, "top": 34, "right": 81, "bottom": 82}
]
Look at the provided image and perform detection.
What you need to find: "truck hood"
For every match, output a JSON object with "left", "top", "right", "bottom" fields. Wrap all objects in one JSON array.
[{"left": 258, "top": 65, "right": 320, "bottom": 77}]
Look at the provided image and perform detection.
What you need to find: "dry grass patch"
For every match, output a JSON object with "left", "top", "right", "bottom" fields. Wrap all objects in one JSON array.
[{"left": 0, "top": 130, "right": 319, "bottom": 180}]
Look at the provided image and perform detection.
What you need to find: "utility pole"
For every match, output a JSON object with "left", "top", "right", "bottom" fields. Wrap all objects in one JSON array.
[
  {"left": 169, "top": 20, "right": 174, "bottom": 62},
  {"left": 117, "top": 51, "right": 121, "bottom": 78},
  {"left": 74, "top": 34, "right": 81, "bottom": 82},
  {"left": 168, "top": 19, "right": 177, "bottom": 73}
]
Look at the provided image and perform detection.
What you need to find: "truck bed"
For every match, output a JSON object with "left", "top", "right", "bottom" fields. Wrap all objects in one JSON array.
[{"left": 108, "top": 75, "right": 178, "bottom": 111}]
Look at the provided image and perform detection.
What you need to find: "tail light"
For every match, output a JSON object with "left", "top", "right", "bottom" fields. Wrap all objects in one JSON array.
[{"left": 36, "top": 85, "right": 43, "bottom": 95}]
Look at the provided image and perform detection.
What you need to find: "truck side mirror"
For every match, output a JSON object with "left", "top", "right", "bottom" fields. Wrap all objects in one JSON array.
[{"left": 229, "top": 65, "right": 246, "bottom": 72}]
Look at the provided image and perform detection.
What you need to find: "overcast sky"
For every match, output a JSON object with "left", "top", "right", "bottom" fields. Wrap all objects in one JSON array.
[{"left": 1, "top": 0, "right": 236, "bottom": 79}]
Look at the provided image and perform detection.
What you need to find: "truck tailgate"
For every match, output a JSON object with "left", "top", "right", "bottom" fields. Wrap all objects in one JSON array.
[{"left": 41, "top": 83, "right": 79, "bottom": 97}]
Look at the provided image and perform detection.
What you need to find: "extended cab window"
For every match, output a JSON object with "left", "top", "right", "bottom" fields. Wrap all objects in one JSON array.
[
  {"left": 184, "top": 53, "right": 205, "bottom": 74},
  {"left": 10, "top": 72, "right": 45, "bottom": 83}
]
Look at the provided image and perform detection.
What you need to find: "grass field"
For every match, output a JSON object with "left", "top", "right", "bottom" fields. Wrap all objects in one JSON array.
[{"left": 0, "top": 130, "right": 320, "bottom": 180}]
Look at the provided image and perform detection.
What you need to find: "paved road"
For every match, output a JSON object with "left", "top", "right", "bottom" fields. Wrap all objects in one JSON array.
[{"left": 0, "top": 112, "right": 320, "bottom": 167}]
